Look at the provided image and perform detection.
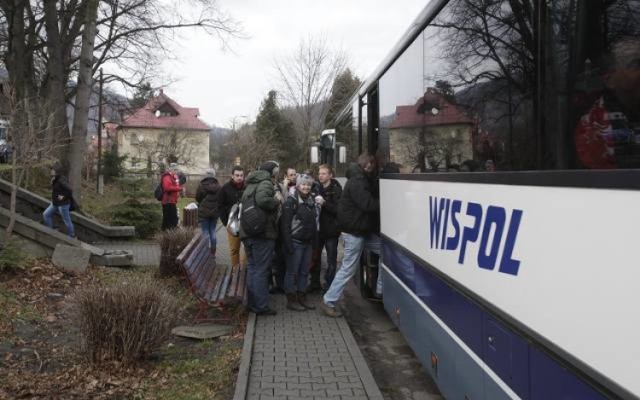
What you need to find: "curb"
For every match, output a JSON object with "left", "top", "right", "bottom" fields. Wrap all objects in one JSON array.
[
  {"left": 233, "top": 311, "right": 256, "bottom": 400},
  {"left": 336, "top": 317, "right": 385, "bottom": 400}
]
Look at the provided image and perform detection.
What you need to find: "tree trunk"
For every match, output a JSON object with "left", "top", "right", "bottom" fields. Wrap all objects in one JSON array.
[
  {"left": 3, "top": 0, "right": 27, "bottom": 100},
  {"left": 68, "top": 0, "right": 99, "bottom": 206},
  {"left": 43, "top": 0, "right": 71, "bottom": 154},
  {"left": 6, "top": 142, "right": 24, "bottom": 237}
]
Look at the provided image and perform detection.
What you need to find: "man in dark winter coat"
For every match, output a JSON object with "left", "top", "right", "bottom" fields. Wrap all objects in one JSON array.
[
  {"left": 241, "top": 161, "right": 282, "bottom": 315},
  {"left": 218, "top": 165, "right": 246, "bottom": 267},
  {"left": 43, "top": 163, "right": 76, "bottom": 237},
  {"left": 196, "top": 168, "right": 220, "bottom": 256},
  {"left": 313, "top": 164, "right": 342, "bottom": 289},
  {"left": 321, "top": 153, "right": 379, "bottom": 317}
]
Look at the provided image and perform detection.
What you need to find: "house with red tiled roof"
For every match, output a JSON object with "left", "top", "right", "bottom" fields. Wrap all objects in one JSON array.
[
  {"left": 117, "top": 90, "right": 210, "bottom": 173},
  {"left": 386, "top": 88, "right": 474, "bottom": 171}
]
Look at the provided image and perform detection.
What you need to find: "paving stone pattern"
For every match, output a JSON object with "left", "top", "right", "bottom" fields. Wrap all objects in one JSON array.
[
  {"left": 248, "top": 295, "right": 380, "bottom": 400},
  {"left": 97, "top": 242, "right": 160, "bottom": 266}
]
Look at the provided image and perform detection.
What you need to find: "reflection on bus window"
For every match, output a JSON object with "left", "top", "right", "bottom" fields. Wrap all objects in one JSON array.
[
  {"left": 549, "top": 0, "right": 640, "bottom": 169},
  {"left": 380, "top": 0, "right": 537, "bottom": 173}
]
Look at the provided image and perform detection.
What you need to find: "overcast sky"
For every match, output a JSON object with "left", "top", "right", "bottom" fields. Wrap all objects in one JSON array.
[{"left": 159, "top": 0, "right": 430, "bottom": 128}]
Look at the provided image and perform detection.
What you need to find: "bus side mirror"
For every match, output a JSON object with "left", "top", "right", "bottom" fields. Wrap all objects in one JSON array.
[
  {"left": 339, "top": 145, "right": 347, "bottom": 164},
  {"left": 310, "top": 144, "right": 319, "bottom": 164}
]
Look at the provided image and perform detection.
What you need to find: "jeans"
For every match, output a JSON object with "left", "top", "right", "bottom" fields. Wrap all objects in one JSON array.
[
  {"left": 162, "top": 203, "right": 178, "bottom": 230},
  {"left": 200, "top": 217, "right": 217, "bottom": 249},
  {"left": 323, "top": 233, "right": 380, "bottom": 307},
  {"left": 43, "top": 203, "right": 75, "bottom": 237},
  {"left": 271, "top": 236, "right": 286, "bottom": 289},
  {"left": 323, "top": 233, "right": 365, "bottom": 307},
  {"left": 243, "top": 238, "right": 275, "bottom": 313},
  {"left": 227, "top": 231, "right": 246, "bottom": 267},
  {"left": 310, "top": 236, "right": 339, "bottom": 287},
  {"left": 284, "top": 241, "right": 312, "bottom": 294}
]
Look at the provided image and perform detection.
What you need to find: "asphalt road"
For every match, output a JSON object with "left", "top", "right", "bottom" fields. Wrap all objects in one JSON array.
[{"left": 341, "top": 281, "right": 444, "bottom": 400}]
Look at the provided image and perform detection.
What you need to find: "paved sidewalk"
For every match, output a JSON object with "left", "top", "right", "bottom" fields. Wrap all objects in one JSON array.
[
  {"left": 247, "top": 295, "right": 383, "bottom": 400},
  {"left": 97, "top": 242, "right": 160, "bottom": 266}
]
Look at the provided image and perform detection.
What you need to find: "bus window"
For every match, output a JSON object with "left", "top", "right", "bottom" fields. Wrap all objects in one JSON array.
[
  {"left": 546, "top": 0, "right": 640, "bottom": 170},
  {"left": 380, "top": 0, "right": 538, "bottom": 173},
  {"left": 379, "top": 31, "right": 427, "bottom": 173}
]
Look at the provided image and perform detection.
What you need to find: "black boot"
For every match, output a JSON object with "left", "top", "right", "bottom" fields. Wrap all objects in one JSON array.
[
  {"left": 286, "top": 293, "right": 306, "bottom": 311},
  {"left": 297, "top": 292, "right": 316, "bottom": 310}
]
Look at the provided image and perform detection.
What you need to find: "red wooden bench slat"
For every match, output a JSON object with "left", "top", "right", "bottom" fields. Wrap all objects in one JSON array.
[
  {"left": 177, "top": 231, "right": 248, "bottom": 312},
  {"left": 227, "top": 264, "right": 239, "bottom": 298},
  {"left": 183, "top": 237, "right": 209, "bottom": 273},
  {"left": 177, "top": 232, "right": 203, "bottom": 265},
  {"left": 197, "top": 258, "right": 217, "bottom": 299},
  {"left": 211, "top": 264, "right": 230, "bottom": 302}
]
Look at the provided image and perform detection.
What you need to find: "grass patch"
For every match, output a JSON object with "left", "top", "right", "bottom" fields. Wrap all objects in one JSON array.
[{"left": 139, "top": 342, "right": 242, "bottom": 400}]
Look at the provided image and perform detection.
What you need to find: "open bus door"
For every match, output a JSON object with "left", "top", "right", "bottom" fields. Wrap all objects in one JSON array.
[{"left": 358, "top": 86, "right": 382, "bottom": 301}]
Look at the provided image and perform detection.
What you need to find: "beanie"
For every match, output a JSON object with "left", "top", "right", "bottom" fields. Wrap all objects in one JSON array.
[{"left": 259, "top": 161, "right": 280, "bottom": 177}]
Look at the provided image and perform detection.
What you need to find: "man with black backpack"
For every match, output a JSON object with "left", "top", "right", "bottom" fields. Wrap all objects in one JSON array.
[{"left": 240, "top": 161, "right": 282, "bottom": 316}]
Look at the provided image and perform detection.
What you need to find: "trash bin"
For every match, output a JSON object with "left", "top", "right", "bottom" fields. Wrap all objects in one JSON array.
[{"left": 182, "top": 204, "right": 199, "bottom": 227}]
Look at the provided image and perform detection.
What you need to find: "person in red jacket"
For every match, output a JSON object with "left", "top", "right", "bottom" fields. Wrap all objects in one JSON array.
[{"left": 161, "top": 163, "right": 183, "bottom": 230}]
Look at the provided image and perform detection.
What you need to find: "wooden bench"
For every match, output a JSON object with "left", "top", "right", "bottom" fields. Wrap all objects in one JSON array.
[{"left": 176, "top": 231, "right": 248, "bottom": 321}]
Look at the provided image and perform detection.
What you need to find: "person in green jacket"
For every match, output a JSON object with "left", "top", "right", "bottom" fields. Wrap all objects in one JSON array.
[{"left": 240, "top": 161, "right": 282, "bottom": 315}]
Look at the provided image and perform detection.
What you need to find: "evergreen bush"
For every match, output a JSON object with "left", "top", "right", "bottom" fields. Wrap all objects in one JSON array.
[{"left": 110, "top": 197, "right": 162, "bottom": 239}]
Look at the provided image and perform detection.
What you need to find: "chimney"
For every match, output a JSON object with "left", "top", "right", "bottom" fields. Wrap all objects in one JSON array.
[{"left": 159, "top": 88, "right": 163, "bottom": 95}]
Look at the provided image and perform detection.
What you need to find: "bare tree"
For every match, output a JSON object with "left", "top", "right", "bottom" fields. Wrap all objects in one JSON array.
[
  {"left": 4, "top": 89, "right": 64, "bottom": 237},
  {"left": 274, "top": 35, "right": 347, "bottom": 165},
  {"left": 129, "top": 127, "right": 203, "bottom": 172},
  {"left": 228, "top": 124, "right": 279, "bottom": 171},
  {"left": 0, "top": 0, "right": 243, "bottom": 196},
  {"left": 68, "top": 0, "right": 99, "bottom": 206}
]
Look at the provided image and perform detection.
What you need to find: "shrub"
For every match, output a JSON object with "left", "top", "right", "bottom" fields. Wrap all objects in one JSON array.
[
  {"left": 110, "top": 197, "right": 162, "bottom": 239},
  {"left": 0, "top": 239, "right": 28, "bottom": 272},
  {"left": 73, "top": 276, "right": 179, "bottom": 365},
  {"left": 157, "top": 227, "right": 197, "bottom": 277},
  {"left": 102, "top": 146, "right": 127, "bottom": 183}
]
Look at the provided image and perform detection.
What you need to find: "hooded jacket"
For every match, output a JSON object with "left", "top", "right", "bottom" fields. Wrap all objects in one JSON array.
[
  {"left": 218, "top": 180, "right": 245, "bottom": 226},
  {"left": 337, "top": 163, "right": 379, "bottom": 236},
  {"left": 319, "top": 178, "right": 342, "bottom": 239},
  {"left": 161, "top": 171, "right": 183, "bottom": 205},
  {"left": 51, "top": 174, "right": 72, "bottom": 206},
  {"left": 196, "top": 177, "right": 221, "bottom": 219},
  {"left": 281, "top": 191, "right": 317, "bottom": 252},
  {"left": 239, "top": 170, "right": 278, "bottom": 240}
]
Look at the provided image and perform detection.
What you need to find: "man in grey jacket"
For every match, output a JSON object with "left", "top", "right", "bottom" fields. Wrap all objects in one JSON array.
[{"left": 240, "top": 161, "right": 282, "bottom": 315}]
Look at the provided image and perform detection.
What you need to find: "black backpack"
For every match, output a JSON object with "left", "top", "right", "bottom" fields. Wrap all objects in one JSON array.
[
  {"left": 240, "top": 190, "right": 267, "bottom": 236},
  {"left": 154, "top": 184, "right": 163, "bottom": 201}
]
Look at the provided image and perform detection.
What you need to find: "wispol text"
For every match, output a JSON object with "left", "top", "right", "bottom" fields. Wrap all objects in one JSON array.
[{"left": 428, "top": 197, "right": 523, "bottom": 276}]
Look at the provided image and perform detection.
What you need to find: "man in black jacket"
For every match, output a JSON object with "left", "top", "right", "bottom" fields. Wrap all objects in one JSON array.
[
  {"left": 218, "top": 165, "right": 246, "bottom": 267},
  {"left": 43, "top": 163, "right": 76, "bottom": 237},
  {"left": 321, "top": 154, "right": 378, "bottom": 317},
  {"left": 310, "top": 164, "right": 342, "bottom": 290}
]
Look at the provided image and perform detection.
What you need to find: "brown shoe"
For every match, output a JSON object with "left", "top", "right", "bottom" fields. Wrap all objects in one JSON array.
[
  {"left": 286, "top": 293, "right": 306, "bottom": 311},
  {"left": 297, "top": 292, "right": 315, "bottom": 310},
  {"left": 319, "top": 301, "right": 341, "bottom": 317}
]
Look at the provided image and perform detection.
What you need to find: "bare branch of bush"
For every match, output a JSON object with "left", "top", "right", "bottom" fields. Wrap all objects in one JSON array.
[
  {"left": 72, "top": 276, "right": 180, "bottom": 365},
  {"left": 157, "top": 227, "right": 197, "bottom": 277}
]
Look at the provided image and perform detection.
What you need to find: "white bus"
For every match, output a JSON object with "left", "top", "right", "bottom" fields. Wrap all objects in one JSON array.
[{"left": 332, "top": 1, "right": 640, "bottom": 399}]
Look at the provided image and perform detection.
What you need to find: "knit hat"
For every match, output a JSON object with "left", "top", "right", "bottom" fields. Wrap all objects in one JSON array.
[
  {"left": 259, "top": 161, "right": 280, "bottom": 177},
  {"left": 52, "top": 162, "right": 64, "bottom": 176},
  {"left": 296, "top": 174, "right": 314, "bottom": 188},
  {"left": 205, "top": 168, "right": 216, "bottom": 178}
]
